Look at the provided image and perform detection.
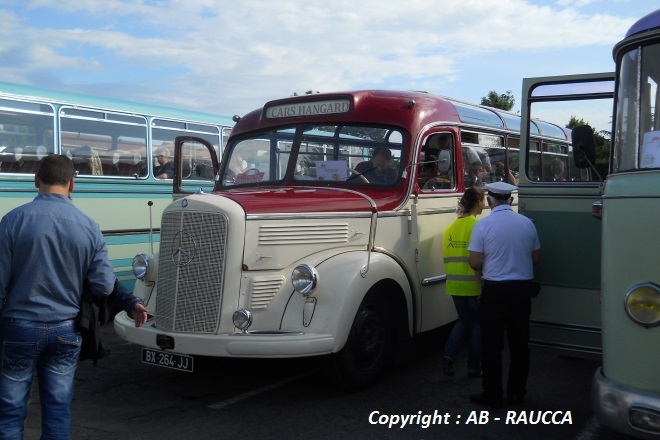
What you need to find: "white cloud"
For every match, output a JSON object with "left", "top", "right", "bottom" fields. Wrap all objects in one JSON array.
[{"left": 0, "top": 0, "right": 648, "bottom": 115}]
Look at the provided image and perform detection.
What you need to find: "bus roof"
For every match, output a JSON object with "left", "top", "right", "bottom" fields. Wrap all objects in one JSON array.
[
  {"left": 231, "top": 90, "right": 567, "bottom": 141},
  {"left": 625, "top": 8, "right": 660, "bottom": 38},
  {"left": 0, "top": 81, "right": 235, "bottom": 126}
]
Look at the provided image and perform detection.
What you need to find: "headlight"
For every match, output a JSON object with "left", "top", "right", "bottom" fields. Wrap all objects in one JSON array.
[
  {"left": 624, "top": 282, "right": 660, "bottom": 327},
  {"left": 232, "top": 308, "right": 252, "bottom": 332},
  {"left": 291, "top": 264, "right": 318, "bottom": 296},
  {"left": 132, "top": 254, "right": 150, "bottom": 280}
]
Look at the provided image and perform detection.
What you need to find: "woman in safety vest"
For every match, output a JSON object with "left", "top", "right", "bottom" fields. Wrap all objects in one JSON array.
[{"left": 441, "top": 187, "right": 485, "bottom": 377}]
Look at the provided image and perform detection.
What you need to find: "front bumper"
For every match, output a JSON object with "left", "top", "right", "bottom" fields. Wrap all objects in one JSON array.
[
  {"left": 592, "top": 367, "right": 660, "bottom": 439},
  {"left": 114, "top": 311, "right": 335, "bottom": 358}
]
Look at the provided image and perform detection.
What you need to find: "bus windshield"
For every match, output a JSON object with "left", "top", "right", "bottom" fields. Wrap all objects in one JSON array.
[
  {"left": 614, "top": 41, "right": 660, "bottom": 172},
  {"left": 220, "top": 124, "right": 404, "bottom": 186}
]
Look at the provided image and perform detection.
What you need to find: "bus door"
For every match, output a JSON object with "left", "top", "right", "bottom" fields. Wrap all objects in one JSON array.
[
  {"left": 172, "top": 136, "right": 220, "bottom": 199},
  {"left": 414, "top": 130, "right": 460, "bottom": 332},
  {"left": 519, "top": 73, "right": 614, "bottom": 356},
  {"left": 174, "top": 136, "right": 220, "bottom": 197}
]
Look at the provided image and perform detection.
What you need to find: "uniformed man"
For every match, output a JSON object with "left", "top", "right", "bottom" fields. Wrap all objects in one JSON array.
[{"left": 467, "top": 181, "right": 541, "bottom": 408}]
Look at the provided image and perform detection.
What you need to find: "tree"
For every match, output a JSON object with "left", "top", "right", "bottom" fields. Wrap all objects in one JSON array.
[
  {"left": 480, "top": 90, "right": 515, "bottom": 111},
  {"left": 292, "top": 90, "right": 320, "bottom": 96},
  {"left": 567, "top": 116, "right": 610, "bottom": 178}
]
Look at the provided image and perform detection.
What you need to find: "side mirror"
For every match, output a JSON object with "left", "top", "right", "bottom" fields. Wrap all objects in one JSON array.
[
  {"left": 437, "top": 149, "right": 451, "bottom": 174},
  {"left": 571, "top": 125, "right": 596, "bottom": 169}
]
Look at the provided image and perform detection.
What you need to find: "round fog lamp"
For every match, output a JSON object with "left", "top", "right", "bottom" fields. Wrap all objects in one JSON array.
[
  {"left": 233, "top": 308, "right": 253, "bottom": 331},
  {"left": 291, "top": 264, "right": 318, "bottom": 296},
  {"left": 624, "top": 282, "right": 660, "bottom": 327},
  {"left": 132, "top": 254, "right": 150, "bottom": 280}
]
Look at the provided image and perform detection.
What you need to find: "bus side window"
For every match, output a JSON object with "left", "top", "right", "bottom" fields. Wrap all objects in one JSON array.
[
  {"left": 0, "top": 99, "right": 55, "bottom": 175},
  {"left": 152, "top": 125, "right": 221, "bottom": 182},
  {"left": 61, "top": 109, "right": 149, "bottom": 179},
  {"left": 419, "top": 134, "right": 454, "bottom": 191},
  {"left": 528, "top": 140, "right": 542, "bottom": 181}
]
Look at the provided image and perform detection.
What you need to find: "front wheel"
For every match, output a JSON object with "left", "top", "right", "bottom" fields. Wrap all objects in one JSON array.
[{"left": 330, "top": 298, "right": 392, "bottom": 390}]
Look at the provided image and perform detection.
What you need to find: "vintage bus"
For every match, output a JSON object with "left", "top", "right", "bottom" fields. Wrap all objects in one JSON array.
[
  {"left": 518, "top": 9, "right": 660, "bottom": 439},
  {"left": 0, "top": 82, "right": 234, "bottom": 289},
  {"left": 114, "top": 90, "right": 580, "bottom": 388}
]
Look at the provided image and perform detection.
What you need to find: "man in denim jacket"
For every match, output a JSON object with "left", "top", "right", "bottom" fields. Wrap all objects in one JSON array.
[{"left": 0, "top": 154, "right": 147, "bottom": 439}]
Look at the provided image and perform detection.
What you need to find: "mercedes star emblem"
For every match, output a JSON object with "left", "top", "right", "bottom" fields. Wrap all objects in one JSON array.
[{"left": 171, "top": 230, "right": 196, "bottom": 267}]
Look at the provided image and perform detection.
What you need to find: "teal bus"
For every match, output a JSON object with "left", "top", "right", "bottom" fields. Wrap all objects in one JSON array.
[
  {"left": 519, "top": 9, "right": 660, "bottom": 438},
  {"left": 0, "top": 82, "right": 234, "bottom": 289}
]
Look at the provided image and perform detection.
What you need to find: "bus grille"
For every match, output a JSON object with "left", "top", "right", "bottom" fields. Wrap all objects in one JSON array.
[
  {"left": 258, "top": 223, "right": 348, "bottom": 244},
  {"left": 249, "top": 276, "right": 285, "bottom": 310},
  {"left": 155, "top": 210, "right": 228, "bottom": 333}
]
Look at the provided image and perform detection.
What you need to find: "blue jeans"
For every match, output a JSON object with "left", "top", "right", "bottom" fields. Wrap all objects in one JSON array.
[
  {"left": 443, "top": 296, "right": 481, "bottom": 373},
  {"left": 0, "top": 319, "right": 81, "bottom": 440}
]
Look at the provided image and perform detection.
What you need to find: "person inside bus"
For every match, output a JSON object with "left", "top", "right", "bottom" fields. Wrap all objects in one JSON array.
[
  {"left": 550, "top": 158, "right": 565, "bottom": 181},
  {"left": 227, "top": 154, "right": 247, "bottom": 179},
  {"left": 154, "top": 146, "right": 174, "bottom": 179},
  {"left": 494, "top": 161, "right": 519, "bottom": 185},
  {"left": 466, "top": 162, "right": 486, "bottom": 188},
  {"left": 354, "top": 147, "right": 397, "bottom": 184}
]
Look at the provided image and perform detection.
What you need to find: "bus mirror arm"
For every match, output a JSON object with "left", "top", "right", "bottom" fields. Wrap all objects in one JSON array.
[{"left": 583, "top": 154, "right": 605, "bottom": 194}]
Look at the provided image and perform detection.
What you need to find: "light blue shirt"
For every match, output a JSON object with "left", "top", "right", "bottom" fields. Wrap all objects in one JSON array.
[
  {"left": 0, "top": 193, "right": 115, "bottom": 321},
  {"left": 468, "top": 204, "right": 540, "bottom": 281}
]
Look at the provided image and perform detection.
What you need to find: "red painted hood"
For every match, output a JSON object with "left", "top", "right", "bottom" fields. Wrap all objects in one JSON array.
[{"left": 215, "top": 186, "right": 405, "bottom": 214}]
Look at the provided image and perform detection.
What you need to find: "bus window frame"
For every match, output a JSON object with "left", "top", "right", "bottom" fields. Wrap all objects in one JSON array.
[
  {"left": 59, "top": 105, "right": 149, "bottom": 179},
  {"left": 0, "top": 98, "right": 56, "bottom": 175}
]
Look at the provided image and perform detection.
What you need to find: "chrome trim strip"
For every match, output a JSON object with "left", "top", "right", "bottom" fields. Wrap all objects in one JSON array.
[
  {"left": 247, "top": 212, "right": 372, "bottom": 220},
  {"left": 421, "top": 275, "right": 446, "bottom": 286}
]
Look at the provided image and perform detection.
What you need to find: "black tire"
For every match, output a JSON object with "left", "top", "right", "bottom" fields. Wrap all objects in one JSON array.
[{"left": 331, "top": 297, "right": 392, "bottom": 390}]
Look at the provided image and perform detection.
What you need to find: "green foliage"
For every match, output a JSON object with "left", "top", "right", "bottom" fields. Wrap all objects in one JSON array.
[
  {"left": 292, "top": 90, "right": 320, "bottom": 96},
  {"left": 480, "top": 90, "right": 515, "bottom": 111}
]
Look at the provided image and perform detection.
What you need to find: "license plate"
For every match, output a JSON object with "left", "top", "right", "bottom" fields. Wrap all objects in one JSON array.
[{"left": 141, "top": 348, "right": 194, "bottom": 372}]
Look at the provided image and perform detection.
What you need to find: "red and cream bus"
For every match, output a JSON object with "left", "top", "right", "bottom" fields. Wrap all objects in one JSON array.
[{"left": 114, "top": 90, "right": 574, "bottom": 388}]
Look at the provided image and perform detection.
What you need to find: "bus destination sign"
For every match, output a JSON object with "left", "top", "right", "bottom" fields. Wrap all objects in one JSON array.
[{"left": 265, "top": 99, "right": 351, "bottom": 119}]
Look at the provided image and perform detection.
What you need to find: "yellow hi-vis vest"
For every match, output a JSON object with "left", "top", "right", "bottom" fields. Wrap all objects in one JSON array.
[{"left": 442, "top": 216, "right": 480, "bottom": 296}]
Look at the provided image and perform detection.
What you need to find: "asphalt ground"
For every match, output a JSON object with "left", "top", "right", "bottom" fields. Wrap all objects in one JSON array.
[{"left": 21, "top": 325, "right": 630, "bottom": 440}]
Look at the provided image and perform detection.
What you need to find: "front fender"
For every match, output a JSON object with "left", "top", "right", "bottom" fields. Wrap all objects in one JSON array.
[{"left": 281, "top": 250, "right": 413, "bottom": 353}]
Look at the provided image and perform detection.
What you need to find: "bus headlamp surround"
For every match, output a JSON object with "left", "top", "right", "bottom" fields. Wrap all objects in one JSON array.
[
  {"left": 132, "top": 254, "right": 150, "bottom": 280},
  {"left": 291, "top": 264, "right": 318, "bottom": 296},
  {"left": 624, "top": 282, "right": 660, "bottom": 328},
  {"left": 233, "top": 308, "right": 253, "bottom": 331}
]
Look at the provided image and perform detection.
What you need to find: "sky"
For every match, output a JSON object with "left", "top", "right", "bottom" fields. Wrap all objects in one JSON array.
[{"left": 0, "top": 0, "right": 658, "bottom": 123}]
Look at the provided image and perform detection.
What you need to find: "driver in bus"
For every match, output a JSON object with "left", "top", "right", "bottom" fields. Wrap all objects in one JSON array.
[
  {"left": 354, "top": 147, "right": 397, "bottom": 184},
  {"left": 154, "top": 146, "right": 174, "bottom": 179},
  {"left": 227, "top": 154, "right": 247, "bottom": 179}
]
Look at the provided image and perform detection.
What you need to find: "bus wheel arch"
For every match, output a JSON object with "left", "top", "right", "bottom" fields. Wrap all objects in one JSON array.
[{"left": 330, "top": 279, "right": 409, "bottom": 390}]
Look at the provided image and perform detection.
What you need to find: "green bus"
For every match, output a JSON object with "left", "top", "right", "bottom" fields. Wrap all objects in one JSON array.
[{"left": 519, "top": 9, "right": 660, "bottom": 438}]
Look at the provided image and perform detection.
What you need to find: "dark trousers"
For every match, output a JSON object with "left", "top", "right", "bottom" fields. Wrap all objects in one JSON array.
[{"left": 479, "top": 280, "right": 532, "bottom": 399}]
